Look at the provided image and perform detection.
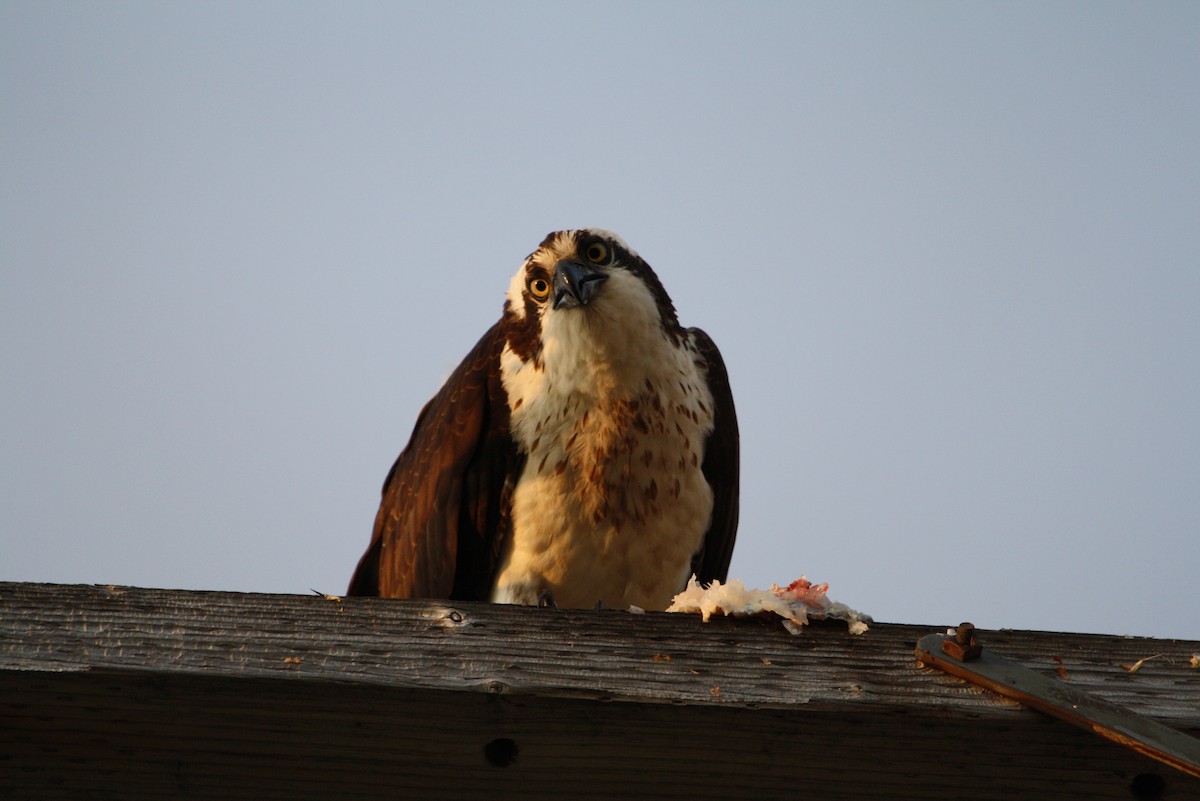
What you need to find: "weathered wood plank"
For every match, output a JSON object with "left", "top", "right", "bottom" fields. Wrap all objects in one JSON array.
[
  {"left": 3, "top": 582, "right": 1197, "bottom": 718},
  {"left": 2, "top": 582, "right": 1198, "bottom": 800}
]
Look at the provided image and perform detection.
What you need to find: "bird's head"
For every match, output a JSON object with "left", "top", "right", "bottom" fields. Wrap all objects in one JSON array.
[{"left": 502, "top": 229, "right": 682, "bottom": 364}]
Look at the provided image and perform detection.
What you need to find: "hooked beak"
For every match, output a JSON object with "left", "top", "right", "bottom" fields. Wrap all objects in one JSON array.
[{"left": 552, "top": 260, "right": 607, "bottom": 310}]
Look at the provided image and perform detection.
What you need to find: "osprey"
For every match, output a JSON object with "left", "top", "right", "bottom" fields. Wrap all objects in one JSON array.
[{"left": 348, "top": 229, "right": 738, "bottom": 610}]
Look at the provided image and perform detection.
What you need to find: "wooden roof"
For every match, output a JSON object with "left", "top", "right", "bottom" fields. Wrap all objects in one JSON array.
[{"left": 2, "top": 582, "right": 1198, "bottom": 800}]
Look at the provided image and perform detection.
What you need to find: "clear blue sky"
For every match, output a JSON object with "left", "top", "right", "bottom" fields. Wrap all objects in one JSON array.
[{"left": 3, "top": 3, "right": 1197, "bottom": 639}]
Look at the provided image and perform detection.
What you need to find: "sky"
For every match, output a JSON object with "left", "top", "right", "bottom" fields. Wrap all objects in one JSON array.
[{"left": 2, "top": 2, "right": 1198, "bottom": 640}]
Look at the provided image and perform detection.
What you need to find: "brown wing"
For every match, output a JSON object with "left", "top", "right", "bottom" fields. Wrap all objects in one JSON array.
[
  {"left": 347, "top": 322, "right": 522, "bottom": 599},
  {"left": 688, "top": 327, "right": 740, "bottom": 584}
]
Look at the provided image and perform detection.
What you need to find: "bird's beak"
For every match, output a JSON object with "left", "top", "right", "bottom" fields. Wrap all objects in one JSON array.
[{"left": 552, "top": 260, "right": 608, "bottom": 310}]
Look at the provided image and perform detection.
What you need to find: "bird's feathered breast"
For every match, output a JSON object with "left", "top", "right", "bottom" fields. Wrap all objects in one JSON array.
[
  {"left": 491, "top": 235, "right": 722, "bottom": 609},
  {"left": 494, "top": 320, "right": 719, "bottom": 609}
]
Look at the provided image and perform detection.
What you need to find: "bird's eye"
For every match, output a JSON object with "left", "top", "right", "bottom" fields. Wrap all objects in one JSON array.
[
  {"left": 584, "top": 241, "right": 609, "bottom": 263},
  {"left": 528, "top": 276, "right": 551, "bottom": 300}
]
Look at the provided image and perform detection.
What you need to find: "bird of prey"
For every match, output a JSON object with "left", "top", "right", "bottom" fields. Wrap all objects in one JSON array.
[{"left": 348, "top": 229, "right": 738, "bottom": 610}]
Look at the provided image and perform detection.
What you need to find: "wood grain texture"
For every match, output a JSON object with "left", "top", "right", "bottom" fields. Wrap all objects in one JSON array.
[{"left": 2, "top": 582, "right": 1198, "bottom": 800}]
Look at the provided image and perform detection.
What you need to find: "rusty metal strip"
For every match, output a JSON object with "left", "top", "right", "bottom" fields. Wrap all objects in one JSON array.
[{"left": 915, "top": 627, "right": 1200, "bottom": 779}]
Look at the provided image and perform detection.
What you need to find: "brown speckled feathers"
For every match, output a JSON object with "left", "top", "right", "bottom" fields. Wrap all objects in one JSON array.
[{"left": 348, "top": 230, "right": 738, "bottom": 604}]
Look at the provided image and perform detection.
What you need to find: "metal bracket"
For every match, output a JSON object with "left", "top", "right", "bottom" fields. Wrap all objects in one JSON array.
[{"left": 915, "top": 625, "right": 1200, "bottom": 779}]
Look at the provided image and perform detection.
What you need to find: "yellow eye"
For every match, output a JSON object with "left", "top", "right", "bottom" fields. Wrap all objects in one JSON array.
[
  {"left": 528, "top": 276, "right": 551, "bottom": 300},
  {"left": 584, "top": 241, "right": 608, "bottom": 263}
]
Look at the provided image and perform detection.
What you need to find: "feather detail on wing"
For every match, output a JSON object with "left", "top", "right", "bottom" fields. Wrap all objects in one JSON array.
[
  {"left": 688, "top": 327, "right": 740, "bottom": 584},
  {"left": 347, "top": 323, "right": 521, "bottom": 599}
]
